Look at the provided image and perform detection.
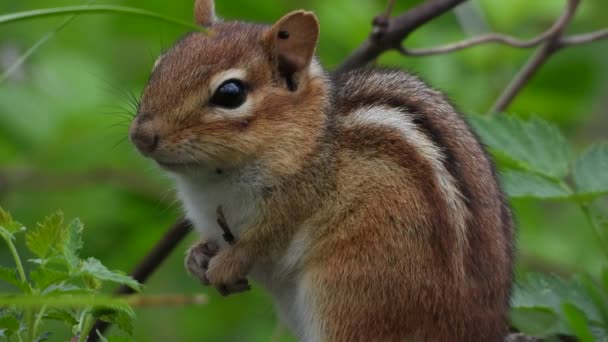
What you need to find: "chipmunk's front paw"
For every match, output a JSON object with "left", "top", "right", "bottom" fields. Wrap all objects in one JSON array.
[
  {"left": 185, "top": 240, "right": 219, "bottom": 286},
  {"left": 205, "top": 247, "right": 251, "bottom": 296}
]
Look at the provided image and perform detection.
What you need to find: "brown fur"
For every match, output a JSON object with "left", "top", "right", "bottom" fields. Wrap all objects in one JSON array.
[{"left": 130, "top": 2, "right": 513, "bottom": 341}]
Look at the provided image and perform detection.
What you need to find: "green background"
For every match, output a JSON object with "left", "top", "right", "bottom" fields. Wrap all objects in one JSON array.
[{"left": 1, "top": 0, "right": 607, "bottom": 340}]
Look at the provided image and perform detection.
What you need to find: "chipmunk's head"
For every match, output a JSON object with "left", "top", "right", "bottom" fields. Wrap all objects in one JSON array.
[{"left": 130, "top": 0, "right": 329, "bottom": 176}]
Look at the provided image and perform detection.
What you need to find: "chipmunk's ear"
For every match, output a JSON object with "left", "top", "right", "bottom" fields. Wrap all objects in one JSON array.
[
  {"left": 194, "top": 0, "right": 216, "bottom": 26},
  {"left": 264, "top": 11, "right": 319, "bottom": 89}
]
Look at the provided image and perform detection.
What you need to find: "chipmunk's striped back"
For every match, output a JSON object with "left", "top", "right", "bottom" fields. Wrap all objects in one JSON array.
[{"left": 311, "top": 67, "right": 514, "bottom": 341}]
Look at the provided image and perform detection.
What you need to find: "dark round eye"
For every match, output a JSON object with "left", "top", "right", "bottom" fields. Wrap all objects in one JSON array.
[{"left": 210, "top": 79, "right": 247, "bottom": 109}]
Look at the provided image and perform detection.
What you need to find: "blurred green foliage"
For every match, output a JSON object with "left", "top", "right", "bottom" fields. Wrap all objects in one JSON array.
[{"left": 0, "top": 0, "right": 607, "bottom": 341}]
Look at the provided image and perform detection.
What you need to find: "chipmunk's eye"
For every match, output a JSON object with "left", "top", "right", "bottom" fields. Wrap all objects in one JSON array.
[{"left": 210, "top": 79, "right": 247, "bottom": 109}]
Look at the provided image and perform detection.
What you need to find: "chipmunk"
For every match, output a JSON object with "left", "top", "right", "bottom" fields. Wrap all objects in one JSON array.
[{"left": 129, "top": 0, "right": 514, "bottom": 340}]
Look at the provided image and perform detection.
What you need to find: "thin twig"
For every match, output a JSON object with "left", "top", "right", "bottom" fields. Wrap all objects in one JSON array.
[
  {"left": 398, "top": 0, "right": 577, "bottom": 56},
  {"left": 400, "top": 0, "right": 575, "bottom": 56},
  {"left": 489, "top": 0, "right": 581, "bottom": 113},
  {"left": 561, "top": 28, "right": 608, "bottom": 46},
  {"left": 88, "top": 219, "right": 192, "bottom": 342},
  {"left": 490, "top": 41, "right": 560, "bottom": 113},
  {"left": 336, "top": 0, "right": 468, "bottom": 73},
  {"left": 216, "top": 206, "right": 235, "bottom": 244},
  {"left": 125, "top": 294, "right": 207, "bottom": 307}
]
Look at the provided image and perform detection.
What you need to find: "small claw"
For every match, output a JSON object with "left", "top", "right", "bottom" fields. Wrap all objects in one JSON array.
[{"left": 216, "top": 278, "right": 251, "bottom": 296}]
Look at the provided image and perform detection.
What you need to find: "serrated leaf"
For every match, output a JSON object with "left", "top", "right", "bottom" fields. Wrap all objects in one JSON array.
[
  {"left": 573, "top": 143, "right": 608, "bottom": 200},
  {"left": 26, "top": 211, "right": 66, "bottom": 259},
  {"left": 0, "top": 266, "right": 27, "bottom": 291},
  {"left": 468, "top": 115, "right": 570, "bottom": 179},
  {"left": 77, "top": 258, "right": 141, "bottom": 291},
  {"left": 94, "top": 306, "right": 135, "bottom": 335},
  {"left": 44, "top": 308, "right": 79, "bottom": 327},
  {"left": 511, "top": 273, "right": 603, "bottom": 335},
  {"left": 0, "top": 207, "right": 25, "bottom": 243},
  {"left": 0, "top": 313, "right": 20, "bottom": 338},
  {"left": 63, "top": 218, "right": 83, "bottom": 270},
  {"left": 501, "top": 170, "right": 573, "bottom": 200},
  {"left": 579, "top": 274, "right": 608, "bottom": 326},
  {"left": 41, "top": 283, "right": 91, "bottom": 296},
  {"left": 29, "top": 268, "right": 69, "bottom": 290},
  {"left": 510, "top": 307, "right": 563, "bottom": 335},
  {"left": 562, "top": 303, "right": 595, "bottom": 342},
  {"left": 0, "top": 207, "right": 25, "bottom": 235}
]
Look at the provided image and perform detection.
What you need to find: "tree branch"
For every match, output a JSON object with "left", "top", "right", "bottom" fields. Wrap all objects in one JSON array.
[
  {"left": 561, "top": 28, "right": 608, "bottom": 46},
  {"left": 336, "top": 0, "right": 468, "bottom": 73},
  {"left": 398, "top": 0, "right": 578, "bottom": 56},
  {"left": 336, "top": 0, "right": 607, "bottom": 114},
  {"left": 88, "top": 219, "right": 192, "bottom": 341},
  {"left": 489, "top": 0, "right": 580, "bottom": 113}
]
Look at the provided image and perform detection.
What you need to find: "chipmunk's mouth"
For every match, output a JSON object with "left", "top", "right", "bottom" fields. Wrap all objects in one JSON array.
[{"left": 156, "top": 161, "right": 202, "bottom": 172}]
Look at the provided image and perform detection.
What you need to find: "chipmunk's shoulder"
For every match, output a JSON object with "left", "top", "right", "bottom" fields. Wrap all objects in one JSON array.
[{"left": 329, "top": 67, "right": 448, "bottom": 117}]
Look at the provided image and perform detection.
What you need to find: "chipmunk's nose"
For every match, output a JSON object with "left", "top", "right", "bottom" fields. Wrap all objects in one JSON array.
[{"left": 129, "top": 113, "right": 160, "bottom": 155}]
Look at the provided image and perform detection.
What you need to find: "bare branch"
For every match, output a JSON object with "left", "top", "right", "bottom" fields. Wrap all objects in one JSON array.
[
  {"left": 336, "top": 0, "right": 468, "bottom": 73},
  {"left": 490, "top": 41, "right": 560, "bottom": 113},
  {"left": 398, "top": 0, "right": 578, "bottom": 56},
  {"left": 561, "top": 28, "right": 608, "bottom": 46},
  {"left": 489, "top": 0, "right": 580, "bottom": 113},
  {"left": 88, "top": 219, "right": 192, "bottom": 341}
]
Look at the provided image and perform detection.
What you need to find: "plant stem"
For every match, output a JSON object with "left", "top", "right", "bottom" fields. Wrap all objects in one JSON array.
[
  {"left": 25, "top": 309, "right": 35, "bottom": 342},
  {"left": 3, "top": 236, "right": 28, "bottom": 288},
  {"left": 78, "top": 312, "right": 95, "bottom": 342},
  {"left": 581, "top": 204, "right": 608, "bottom": 259},
  {"left": 0, "top": 5, "right": 202, "bottom": 31},
  {"left": 0, "top": 14, "right": 75, "bottom": 83},
  {"left": 31, "top": 305, "right": 48, "bottom": 341}
]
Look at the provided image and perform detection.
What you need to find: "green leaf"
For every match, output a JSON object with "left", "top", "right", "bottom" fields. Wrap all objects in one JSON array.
[
  {"left": 29, "top": 268, "right": 69, "bottom": 290},
  {"left": 468, "top": 115, "right": 570, "bottom": 179},
  {"left": 511, "top": 273, "right": 604, "bottom": 336},
  {"left": 41, "top": 283, "right": 90, "bottom": 296},
  {"left": 0, "top": 266, "right": 27, "bottom": 291},
  {"left": 26, "top": 211, "right": 66, "bottom": 259},
  {"left": 573, "top": 143, "right": 608, "bottom": 200},
  {"left": 0, "top": 207, "right": 25, "bottom": 234},
  {"left": 562, "top": 303, "right": 596, "bottom": 342},
  {"left": 501, "top": 170, "right": 573, "bottom": 200},
  {"left": 0, "top": 207, "right": 25, "bottom": 242},
  {"left": 0, "top": 312, "right": 20, "bottom": 338},
  {"left": 93, "top": 306, "right": 135, "bottom": 335},
  {"left": 579, "top": 274, "right": 608, "bottom": 326},
  {"left": 510, "top": 307, "right": 563, "bottom": 335},
  {"left": 63, "top": 218, "right": 84, "bottom": 270},
  {"left": 44, "top": 308, "right": 79, "bottom": 328},
  {"left": 76, "top": 258, "right": 141, "bottom": 291}
]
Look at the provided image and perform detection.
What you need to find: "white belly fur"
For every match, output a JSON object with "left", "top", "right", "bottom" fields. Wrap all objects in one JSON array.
[
  {"left": 175, "top": 171, "right": 319, "bottom": 340},
  {"left": 175, "top": 172, "right": 259, "bottom": 247}
]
